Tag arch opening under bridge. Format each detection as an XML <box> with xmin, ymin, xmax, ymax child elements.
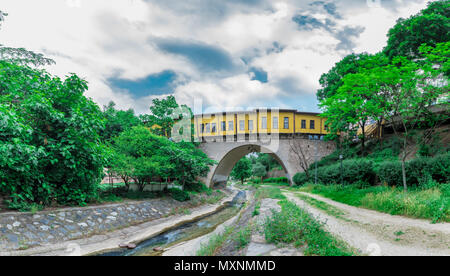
<box><xmin>211</xmin><ymin>144</ymin><xmax>290</xmax><ymax>187</ymax></box>
<box><xmin>199</xmin><ymin>137</ymin><xmax>335</xmax><ymax>188</ymax></box>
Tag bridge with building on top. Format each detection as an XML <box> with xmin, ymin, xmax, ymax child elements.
<box><xmin>191</xmin><ymin>109</ymin><xmax>335</xmax><ymax>187</ymax></box>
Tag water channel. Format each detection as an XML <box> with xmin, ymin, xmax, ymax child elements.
<box><xmin>96</xmin><ymin>190</ymin><xmax>246</xmax><ymax>256</ymax></box>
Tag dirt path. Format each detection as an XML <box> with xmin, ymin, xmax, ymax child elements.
<box><xmin>284</xmin><ymin>191</ymin><xmax>450</xmax><ymax>256</ymax></box>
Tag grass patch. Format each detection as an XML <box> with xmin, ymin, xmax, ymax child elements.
<box><xmin>234</xmin><ymin>224</ymin><xmax>253</xmax><ymax>249</ymax></box>
<box><xmin>293</xmin><ymin>183</ymin><xmax>450</xmax><ymax>223</ymax></box>
<box><xmin>295</xmin><ymin>193</ymin><xmax>347</xmax><ymax>220</ymax></box>
<box><xmin>255</xmin><ymin>186</ymin><xmax>286</xmax><ymax>200</ymax></box>
<box><xmin>252</xmin><ymin>201</ymin><xmax>261</xmax><ymax>217</ymax></box>
<box><xmin>260</xmin><ymin>182</ymin><xmax>290</xmax><ymax>187</ymax></box>
<box><xmin>196</xmin><ymin>226</ymin><xmax>235</xmax><ymax>256</ymax></box>
<box><xmin>264</xmin><ymin>200</ymin><xmax>356</xmax><ymax>256</ymax></box>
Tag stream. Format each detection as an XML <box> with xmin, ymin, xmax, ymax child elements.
<box><xmin>96</xmin><ymin>190</ymin><xmax>247</xmax><ymax>256</ymax></box>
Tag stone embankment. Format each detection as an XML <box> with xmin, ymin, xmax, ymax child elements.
<box><xmin>0</xmin><ymin>192</ymin><xmax>225</xmax><ymax>253</ymax></box>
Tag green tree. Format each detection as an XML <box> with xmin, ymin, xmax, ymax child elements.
<box><xmin>165</xmin><ymin>141</ymin><xmax>215</xmax><ymax>188</ymax></box>
<box><xmin>0</xmin><ymin>61</ymin><xmax>108</xmax><ymax>207</ymax></box>
<box><xmin>111</xmin><ymin>126</ymin><xmax>169</xmax><ymax>191</ymax></box>
<box><xmin>231</xmin><ymin>158</ymin><xmax>252</xmax><ymax>185</ymax></box>
<box><xmin>317</xmin><ymin>53</ymin><xmax>372</xmax><ymax>102</ymax></box>
<box><xmin>324</xmin><ymin>43</ymin><xmax>448</xmax><ymax>191</ymax></box>
<box><xmin>109</xmin><ymin>152</ymin><xmax>134</xmax><ymax>190</ymax></box>
<box><xmin>383</xmin><ymin>0</ymin><xmax>450</xmax><ymax>60</ymax></box>
<box><xmin>111</xmin><ymin>126</ymin><xmax>214</xmax><ymax>191</ymax></box>
<box><xmin>252</xmin><ymin>162</ymin><xmax>267</xmax><ymax>183</ymax></box>
<box><xmin>141</xmin><ymin>95</ymin><xmax>179</xmax><ymax>137</ymax></box>
<box><xmin>102</xmin><ymin>101</ymin><xmax>140</xmax><ymax>142</ymax></box>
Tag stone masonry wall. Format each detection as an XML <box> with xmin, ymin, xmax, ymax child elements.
<box><xmin>0</xmin><ymin>195</ymin><xmax>215</xmax><ymax>252</ymax></box>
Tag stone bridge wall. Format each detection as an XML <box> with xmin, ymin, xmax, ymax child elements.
<box><xmin>199</xmin><ymin>137</ymin><xmax>335</xmax><ymax>187</ymax></box>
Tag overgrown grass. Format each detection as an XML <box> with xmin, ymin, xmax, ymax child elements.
<box><xmin>196</xmin><ymin>226</ymin><xmax>235</xmax><ymax>256</ymax></box>
<box><xmin>260</xmin><ymin>182</ymin><xmax>290</xmax><ymax>187</ymax></box>
<box><xmin>255</xmin><ymin>186</ymin><xmax>286</xmax><ymax>200</ymax></box>
<box><xmin>294</xmin><ymin>183</ymin><xmax>450</xmax><ymax>223</ymax></box>
<box><xmin>295</xmin><ymin>193</ymin><xmax>347</xmax><ymax>220</ymax></box>
<box><xmin>234</xmin><ymin>224</ymin><xmax>253</xmax><ymax>249</ymax></box>
<box><xmin>264</xmin><ymin>200</ymin><xmax>355</xmax><ymax>256</ymax></box>
<box><xmin>252</xmin><ymin>201</ymin><xmax>261</xmax><ymax>217</ymax></box>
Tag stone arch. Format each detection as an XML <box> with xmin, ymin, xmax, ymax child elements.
<box><xmin>203</xmin><ymin>144</ymin><xmax>292</xmax><ymax>188</ymax></box>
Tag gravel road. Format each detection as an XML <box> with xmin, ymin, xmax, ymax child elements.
<box><xmin>284</xmin><ymin>191</ymin><xmax>450</xmax><ymax>256</ymax></box>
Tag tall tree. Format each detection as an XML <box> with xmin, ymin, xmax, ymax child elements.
<box><xmin>230</xmin><ymin>158</ymin><xmax>252</xmax><ymax>185</ymax></box>
<box><xmin>102</xmin><ymin>101</ymin><xmax>140</xmax><ymax>142</ymax></box>
<box><xmin>383</xmin><ymin>0</ymin><xmax>450</xmax><ymax>60</ymax></box>
<box><xmin>141</xmin><ymin>96</ymin><xmax>179</xmax><ymax>137</ymax></box>
<box><xmin>327</xmin><ymin>43</ymin><xmax>448</xmax><ymax>191</ymax></box>
<box><xmin>317</xmin><ymin>53</ymin><xmax>371</xmax><ymax>102</ymax></box>
<box><xmin>252</xmin><ymin>162</ymin><xmax>267</xmax><ymax>183</ymax></box>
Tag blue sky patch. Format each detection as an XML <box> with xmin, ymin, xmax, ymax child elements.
<box><xmin>249</xmin><ymin>67</ymin><xmax>268</xmax><ymax>83</ymax></box>
<box><xmin>154</xmin><ymin>38</ymin><xmax>239</xmax><ymax>73</ymax></box>
<box><xmin>108</xmin><ymin>70</ymin><xmax>178</xmax><ymax>98</ymax></box>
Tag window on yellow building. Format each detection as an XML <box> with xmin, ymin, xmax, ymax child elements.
<box><xmin>284</xmin><ymin>117</ymin><xmax>289</xmax><ymax>129</ymax></box>
<box><xmin>221</xmin><ymin>121</ymin><xmax>226</xmax><ymax>131</ymax></box>
<box><xmin>310</xmin><ymin>120</ymin><xmax>315</xmax><ymax>129</ymax></box>
<box><xmin>201</xmin><ymin>124</ymin><xmax>205</xmax><ymax>133</ymax></box>
<box><xmin>229</xmin><ymin>121</ymin><xmax>233</xmax><ymax>131</ymax></box>
<box><xmin>212</xmin><ymin>123</ymin><xmax>216</xmax><ymax>133</ymax></box>
<box><xmin>273</xmin><ymin>117</ymin><xmax>278</xmax><ymax>129</ymax></box>
<box><xmin>301</xmin><ymin>120</ymin><xmax>306</xmax><ymax>129</ymax></box>
<box><xmin>239</xmin><ymin>120</ymin><xmax>245</xmax><ymax>131</ymax></box>
<box><xmin>248</xmin><ymin>120</ymin><xmax>254</xmax><ymax>131</ymax></box>
<box><xmin>206</xmin><ymin>123</ymin><xmax>210</xmax><ymax>133</ymax></box>
<box><xmin>261</xmin><ymin>117</ymin><xmax>267</xmax><ymax>129</ymax></box>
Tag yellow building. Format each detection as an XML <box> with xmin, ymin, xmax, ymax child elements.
<box><xmin>193</xmin><ymin>109</ymin><xmax>329</xmax><ymax>139</ymax></box>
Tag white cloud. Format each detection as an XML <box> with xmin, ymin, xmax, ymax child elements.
<box><xmin>0</xmin><ymin>0</ymin><xmax>430</xmax><ymax>114</ymax></box>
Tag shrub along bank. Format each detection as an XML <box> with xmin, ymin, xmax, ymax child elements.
<box><xmin>294</xmin><ymin>152</ymin><xmax>449</xmax><ymax>188</ymax></box>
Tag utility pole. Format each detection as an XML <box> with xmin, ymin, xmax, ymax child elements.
<box><xmin>339</xmin><ymin>140</ymin><xmax>343</xmax><ymax>186</ymax></box>
<box><xmin>315</xmin><ymin>138</ymin><xmax>318</xmax><ymax>185</ymax></box>
<box><xmin>340</xmin><ymin>153</ymin><xmax>343</xmax><ymax>186</ymax></box>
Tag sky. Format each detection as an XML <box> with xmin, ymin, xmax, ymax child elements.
<box><xmin>0</xmin><ymin>0</ymin><xmax>431</xmax><ymax>114</ymax></box>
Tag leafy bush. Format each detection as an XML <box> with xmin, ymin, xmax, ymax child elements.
<box><xmin>248</xmin><ymin>178</ymin><xmax>260</xmax><ymax>184</ymax></box>
<box><xmin>366</xmin><ymin>136</ymin><xmax>402</xmax><ymax>160</ymax></box>
<box><xmin>378</xmin><ymin>152</ymin><xmax>450</xmax><ymax>187</ymax></box>
<box><xmin>294</xmin><ymin>159</ymin><xmax>376</xmax><ymax>186</ymax></box>
<box><xmin>263</xmin><ymin>177</ymin><xmax>289</xmax><ymax>184</ymax></box>
<box><xmin>293</xmin><ymin>172</ymin><xmax>309</xmax><ymax>186</ymax></box>
<box><xmin>168</xmin><ymin>188</ymin><xmax>190</xmax><ymax>202</ymax></box>
<box><xmin>184</xmin><ymin>181</ymin><xmax>209</xmax><ymax>192</ymax></box>
<box><xmin>377</xmin><ymin>161</ymin><xmax>403</xmax><ymax>186</ymax></box>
